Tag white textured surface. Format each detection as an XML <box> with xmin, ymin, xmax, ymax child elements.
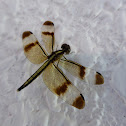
<box><xmin>0</xmin><ymin>0</ymin><xmax>126</xmax><ymax>126</ymax></box>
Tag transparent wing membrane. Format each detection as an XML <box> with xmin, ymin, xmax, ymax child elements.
<box><xmin>59</xmin><ymin>59</ymin><xmax>104</xmax><ymax>85</ymax></box>
<box><xmin>42</xmin><ymin>63</ymin><xmax>85</xmax><ymax>109</ymax></box>
<box><xmin>22</xmin><ymin>31</ymin><xmax>47</xmax><ymax>64</ymax></box>
<box><xmin>41</xmin><ymin>21</ymin><xmax>55</xmax><ymax>55</ymax></box>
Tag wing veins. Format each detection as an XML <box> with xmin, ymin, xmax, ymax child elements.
<box><xmin>52</xmin><ymin>35</ymin><xmax>54</xmax><ymax>52</ymax></box>
<box><xmin>53</xmin><ymin>64</ymin><xmax>69</xmax><ymax>82</ymax></box>
<box><xmin>37</xmin><ymin>42</ymin><xmax>48</xmax><ymax>56</ymax></box>
<box><xmin>60</xmin><ymin>59</ymin><xmax>83</xmax><ymax>67</ymax></box>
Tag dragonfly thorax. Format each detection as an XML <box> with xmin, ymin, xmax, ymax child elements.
<box><xmin>47</xmin><ymin>50</ymin><xmax>64</xmax><ymax>63</ymax></box>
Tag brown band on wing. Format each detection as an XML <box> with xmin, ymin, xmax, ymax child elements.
<box><xmin>22</xmin><ymin>31</ymin><xmax>32</xmax><ymax>39</ymax></box>
<box><xmin>95</xmin><ymin>72</ymin><xmax>104</xmax><ymax>84</ymax></box>
<box><xmin>43</xmin><ymin>21</ymin><xmax>54</xmax><ymax>26</ymax></box>
<box><xmin>79</xmin><ymin>66</ymin><xmax>85</xmax><ymax>79</ymax></box>
<box><xmin>42</xmin><ymin>32</ymin><xmax>54</xmax><ymax>36</ymax></box>
<box><xmin>55</xmin><ymin>80</ymin><xmax>71</xmax><ymax>96</ymax></box>
<box><xmin>72</xmin><ymin>95</ymin><xmax>85</xmax><ymax>109</ymax></box>
<box><xmin>24</xmin><ymin>41</ymin><xmax>39</xmax><ymax>52</ymax></box>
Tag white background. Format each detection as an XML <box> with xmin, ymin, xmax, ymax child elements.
<box><xmin>0</xmin><ymin>0</ymin><xmax>126</xmax><ymax>126</ymax></box>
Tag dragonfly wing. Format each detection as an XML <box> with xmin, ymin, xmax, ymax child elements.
<box><xmin>23</xmin><ymin>31</ymin><xmax>48</xmax><ymax>64</ymax></box>
<box><xmin>59</xmin><ymin>59</ymin><xmax>104</xmax><ymax>85</ymax></box>
<box><xmin>42</xmin><ymin>63</ymin><xmax>85</xmax><ymax>109</ymax></box>
<box><xmin>41</xmin><ymin>21</ymin><xmax>55</xmax><ymax>55</ymax></box>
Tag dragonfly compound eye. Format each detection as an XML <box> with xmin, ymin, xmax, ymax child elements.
<box><xmin>61</xmin><ymin>44</ymin><xmax>71</xmax><ymax>54</ymax></box>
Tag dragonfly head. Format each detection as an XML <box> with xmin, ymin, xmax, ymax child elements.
<box><xmin>61</xmin><ymin>44</ymin><xmax>71</xmax><ymax>54</ymax></box>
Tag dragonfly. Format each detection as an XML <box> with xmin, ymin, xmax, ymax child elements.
<box><xmin>17</xmin><ymin>21</ymin><xmax>104</xmax><ymax>109</ymax></box>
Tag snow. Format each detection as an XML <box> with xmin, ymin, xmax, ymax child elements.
<box><xmin>0</xmin><ymin>0</ymin><xmax>126</xmax><ymax>126</ymax></box>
